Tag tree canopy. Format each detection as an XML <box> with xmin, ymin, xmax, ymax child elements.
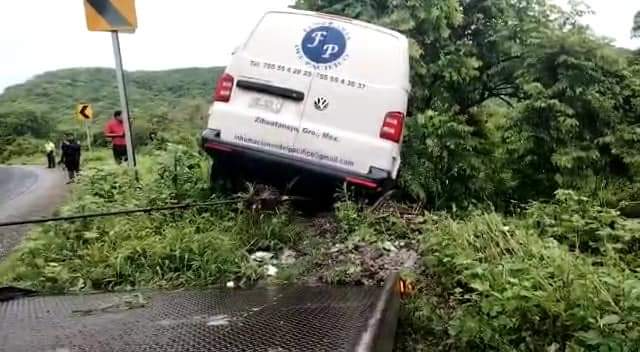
<box><xmin>296</xmin><ymin>0</ymin><xmax>640</xmax><ymax>209</ymax></box>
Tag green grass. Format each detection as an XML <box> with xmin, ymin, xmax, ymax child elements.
<box><xmin>6</xmin><ymin>153</ymin><xmax>44</xmax><ymax>165</ymax></box>
<box><xmin>0</xmin><ymin>145</ymin><xmax>306</xmax><ymax>292</ymax></box>
<box><xmin>397</xmin><ymin>198</ymin><xmax>640</xmax><ymax>351</ymax></box>
<box><xmin>3</xmin><ymin>143</ymin><xmax>640</xmax><ymax>351</ymax></box>
<box><xmin>6</xmin><ymin>145</ymin><xmax>111</xmax><ymax>166</ymax></box>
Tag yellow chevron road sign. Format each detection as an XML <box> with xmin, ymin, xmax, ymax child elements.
<box><xmin>84</xmin><ymin>0</ymin><xmax>137</xmax><ymax>33</ymax></box>
<box><xmin>76</xmin><ymin>104</ymin><xmax>93</xmax><ymax>121</ymax></box>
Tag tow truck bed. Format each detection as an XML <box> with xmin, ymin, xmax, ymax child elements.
<box><xmin>0</xmin><ymin>275</ymin><xmax>401</xmax><ymax>352</ymax></box>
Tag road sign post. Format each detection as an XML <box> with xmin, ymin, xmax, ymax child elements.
<box><xmin>84</xmin><ymin>0</ymin><xmax>137</xmax><ymax>168</ymax></box>
<box><xmin>111</xmin><ymin>32</ymin><xmax>136</xmax><ymax>168</ymax></box>
<box><xmin>84</xmin><ymin>120</ymin><xmax>93</xmax><ymax>152</ymax></box>
<box><xmin>76</xmin><ymin>104</ymin><xmax>94</xmax><ymax>152</ymax></box>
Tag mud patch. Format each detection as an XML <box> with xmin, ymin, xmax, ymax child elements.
<box><xmin>315</xmin><ymin>241</ymin><xmax>419</xmax><ymax>286</ymax></box>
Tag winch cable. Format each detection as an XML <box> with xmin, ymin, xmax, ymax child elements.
<box><xmin>0</xmin><ymin>194</ymin><xmax>311</xmax><ymax>228</ymax></box>
<box><xmin>0</xmin><ymin>199</ymin><xmax>243</xmax><ymax>228</ymax></box>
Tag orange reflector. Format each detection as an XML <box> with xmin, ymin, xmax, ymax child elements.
<box><xmin>399</xmin><ymin>279</ymin><xmax>415</xmax><ymax>298</ymax></box>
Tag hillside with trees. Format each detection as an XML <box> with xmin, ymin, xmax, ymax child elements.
<box><xmin>0</xmin><ymin>67</ymin><xmax>223</xmax><ymax>161</ymax></box>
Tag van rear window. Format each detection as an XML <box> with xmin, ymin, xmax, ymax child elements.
<box><xmin>243</xmin><ymin>12</ymin><xmax>409</xmax><ymax>87</ymax></box>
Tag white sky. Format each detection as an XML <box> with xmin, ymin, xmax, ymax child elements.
<box><xmin>0</xmin><ymin>0</ymin><xmax>638</xmax><ymax>92</ymax></box>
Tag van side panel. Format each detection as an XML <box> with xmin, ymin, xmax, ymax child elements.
<box><xmin>295</xmin><ymin>83</ymin><xmax>407</xmax><ymax>174</ymax></box>
<box><xmin>208</xmin><ymin>13</ymin><xmax>315</xmax><ymax>154</ymax></box>
<box><xmin>293</xmin><ymin>15</ymin><xmax>410</xmax><ymax>175</ymax></box>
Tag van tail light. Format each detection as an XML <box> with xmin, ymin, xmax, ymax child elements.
<box><xmin>379</xmin><ymin>112</ymin><xmax>405</xmax><ymax>143</ymax></box>
<box><xmin>214</xmin><ymin>73</ymin><xmax>235</xmax><ymax>102</ymax></box>
<box><xmin>204</xmin><ymin>142</ymin><xmax>233</xmax><ymax>152</ymax></box>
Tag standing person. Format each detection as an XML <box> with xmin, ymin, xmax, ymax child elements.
<box><xmin>44</xmin><ymin>140</ymin><xmax>56</xmax><ymax>168</ymax></box>
<box><xmin>60</xmin><ymin>134</ymin><xmax>81</xmax><ymax>183</ymax></box>
<box><xmin>104</xmin><ymin>110</ymin><xmax>128</xmax><ymax>164</ymax></box>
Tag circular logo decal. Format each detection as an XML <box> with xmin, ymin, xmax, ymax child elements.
<box><xmin>300</xmin><ymin>25</ymin><xmax>347</xmax><ymax>65</ymax></box>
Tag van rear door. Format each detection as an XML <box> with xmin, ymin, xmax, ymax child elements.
<box><xmin>293</xmin><ymin>15</ymin><xmax>410</xmax><ymax>176</ymax></box>
<box><xmin>212</xmin><ymin>12</ymin><xmax>316</xmax><ymax>152</ymax></box>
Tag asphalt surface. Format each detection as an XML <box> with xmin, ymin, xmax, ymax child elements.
<box><xmin>0</xmin><ymin>166</ymin><xmax>68</xmax><ymax>260</ymax></box>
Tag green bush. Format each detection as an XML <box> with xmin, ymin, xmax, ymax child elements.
<box><xmin>0</xmin><ymin>105</ymin><xmax>54</xmax><ymax>139</ymax></box>
<box><xmin>526</xmin><ymin>190</ymin><xmax>640</xmax><ymax>263</ymax></box>
<box><xmin>0</xmin><ymin>146</ymin><xmax>303</xmax><ymax>292</ymax></box>
<box><xmin>0</xmin><ymin>136</ymin><xmax>43</xmax><ymax>163</ymax></box>
<box><xmin>410</xmin><ymin>211</ymin><xmax>640</xmax><ymax>351</ymax></box>
<box><xmin>400</xmin><ymin>110</ymin><xmax>496</xmax><ymax>210</ymax></box>
<box><xmin>145</xmin><ymin>144</ymin><xmax>210</xmax><ymax>204</ymax></box>
<box><xmin>131</xmin><ymin>120</ymin><xmax>153</xmax><ymax>148</ymax></box>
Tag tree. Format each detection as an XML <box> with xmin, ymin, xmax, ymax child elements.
<box><xmin>633</xmin><ymin>10</ymin><xmax>640</xmax><ymax>38</ymax></box>
<box><xmin>295</xmin><ymin>0</ymin><xmax>561</xmax><ymax>206</ymax></box>
<box><xmin>295</xmin><ymin>0</ymin><xmax>559</xmax><ymax>116</ymax></box>
<box><xmin>296</xmin><ymin>0</ymin><xmax>640</xmax><ymax>207</ymax></box>
<box><xmin>0</xmin><ymin>105</ymin><xmax>53</xmax><ymax>139</ymax></box>
<box><xmin>504</xmin><ymin>27</ymin><xmax>640</xmax><ymax>200</ymax></box>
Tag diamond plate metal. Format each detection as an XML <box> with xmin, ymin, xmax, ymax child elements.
<box><xmin>0</xmin><ymin>282</ymin><xmax>399</xmax><ymax>352</ymax></box>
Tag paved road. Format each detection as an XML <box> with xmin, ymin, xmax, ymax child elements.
<box><xmin>0</xmin><ymin>166</ymin><xmax>68</xmax><ymax>259</ymax></box>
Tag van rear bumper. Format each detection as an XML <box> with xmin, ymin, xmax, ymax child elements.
<box><xmin>201</xmin><ymin>129</ymin><xmax>392</xmax><ymax>190</ymax></box>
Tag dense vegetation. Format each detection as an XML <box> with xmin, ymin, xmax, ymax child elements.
<box><xmin>0</xmin><ymin>147</ymin><xmax>301</xmax><ymax>291</ymax></box>
<box><xmin>1</xmin><ymin>1</ymin><xmax>640</xmax><ymax>351</ymax></box>
<box><xmin>296</xmin><ymin>0</ymin><xmax>640</xmax><ymax>210</ymax></box>
<box><xmin>292</xmin><ymin>1</ymin><xmax>640</xmax><ymax>350</ymax></box>
<box><xmin>3</xmin><ymin>148</ymin><xmax>640</xmax><ymax>351</ymax></box>
<box><xmin>0</xmin><ymin>67</ymin><xmax>223</xmax><ymax>162</ymax></box>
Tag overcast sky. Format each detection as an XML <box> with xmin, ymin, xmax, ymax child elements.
<box><xmin>0</xmin><ymin>0</ymin><xmax>638</xmax><ymax>92</ymax></box>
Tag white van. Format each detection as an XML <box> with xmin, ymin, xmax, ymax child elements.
<box><xmin>202</xmin><ymin>9</ymin><xmax>410</xmax><ymax>192</ymax></box>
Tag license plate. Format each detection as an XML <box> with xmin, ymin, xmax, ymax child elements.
<box><xmin>249</xmin><ymin>96</ymin><xmax>284</xmax><ymax>114</ymax></box>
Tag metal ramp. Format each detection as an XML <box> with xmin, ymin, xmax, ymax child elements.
<box><xmin>0</xmin><ymin>275</ymin><xmax>401</xmax><ymax>352</ymax></box>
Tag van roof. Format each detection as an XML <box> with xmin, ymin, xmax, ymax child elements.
<box><xmin>264</xmin><ymin>8</ymin><xmax>407</xmax><ymax>42</ymax></box>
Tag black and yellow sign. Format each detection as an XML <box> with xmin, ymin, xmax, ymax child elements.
<box><xmin>84</xmin><ymin>0</ymin><xmax>137</xmax><ymax>33</ymax></box>
<box><xmin>76</xmin><ymin>104</ymin><xmax>93</xmax><ymax>121</ymax></box>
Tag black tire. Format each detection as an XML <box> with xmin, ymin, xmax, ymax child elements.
<box><xmin>209</xmin><ymin>155</ymin><xmax>245</xmax><ymax>194</ymax></box>
<box><xmin>209</xmin><ymin>155</ymin><xmax>231</xmax><ymax>193</ymax></box>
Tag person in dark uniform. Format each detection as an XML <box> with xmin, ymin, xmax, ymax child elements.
<box><xmin>60</xmin><ymin>133</ymin><xmax>81</xmax><ymax>183</ymax></box>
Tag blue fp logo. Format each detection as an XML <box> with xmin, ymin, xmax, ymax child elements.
<box><xmin>301</xmin><ymin>26</ymin><xmax>347</xmax><ymax>64</ymax></box>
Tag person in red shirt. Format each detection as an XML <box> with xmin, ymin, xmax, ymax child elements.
<box><xmin>104</xmin><ymin>110</ymin><xmax>128</xmax><ymax>164</ymax></box>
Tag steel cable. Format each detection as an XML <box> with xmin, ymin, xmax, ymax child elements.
<box><xmin>0</xmin><ymin>199</ymin><xmax>241</xmax><ymax>227</ymax></box>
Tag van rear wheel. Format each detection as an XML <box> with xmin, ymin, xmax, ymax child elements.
<box><xmin>209</xmin><ymin>155</ymin><xmax>242</xmax><ymax>194</ymax></box>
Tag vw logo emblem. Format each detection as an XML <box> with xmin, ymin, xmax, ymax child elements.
<box><xmin>314</xmin><ymin>97</ymin><xmax>329</xmax><ymax>111</ymax></box>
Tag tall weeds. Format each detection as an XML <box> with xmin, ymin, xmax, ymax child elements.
<box><xmin>401</xmin><ymin>195</ymin><xmax>640</xmax><ymax>351</ymax></box>
<box><xmin>0</xmin><ymin>145</ymin><xmax>301</xmax><ymax>292</ymax></box>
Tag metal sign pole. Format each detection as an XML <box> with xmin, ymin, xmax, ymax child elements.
<box><xmin>84</xmin><ymin>119</ymin><xmax>92</xmax><ymax>152</ymax></box>
<box><xmin>110</xmin><ymin>31</ymin><xmax>136</xmax><ymax>168</ymax></box>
